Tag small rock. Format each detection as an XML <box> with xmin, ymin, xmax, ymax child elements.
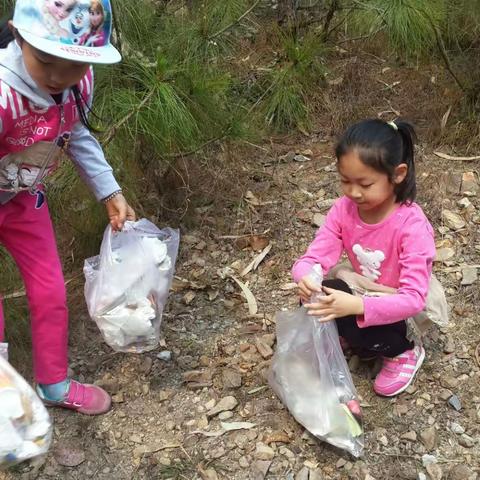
<box><xmin>256</xmin><ymin>338</ymin><xmax>273</xmax><ymax>359</ymax></box>
<box><xmin>442</xmin><ymin>375</ymin><xmax>459</xmax><ymax>390</ymax></box>
<box><xmin>442</xmin><ymin>210</ymin><xmax>466</xmax><ymax>230</ymax></box>
<box><xmin>222</xmin><ymin>368</ymin><xmax>242</xmax><ymax>388</ymax></box>
<box><xmin>239</xmin><ymin>456</ymin><xmax>250</xmax><ymax>468</ymax></box>
<box><xmin>365</xmin><ymin>475</ymin><xmax>377</xmax><ymax>480</ymax></box>
<box><xmin>449</xmin><ymin>464</ymin><xmax>477</xmax><ymax>480</ymax></box>
<box><xmin>255</xmin><ymin>443</ymin><xmax>275</xmax><ymax>461</ymax></box>
<box><xmin>218</xmin><ymin>410</ymin><xmax>234</xmax><ymax>420</ymax></box>
<box><xmin>418</xmin><ymin>474</ymin><xmax>427</xmax><ymax>480</ymax></box>
<box><xmin>54</xmin><ymin>445</ymin><xmax>86</xmax><ymax>467</ymax></box>
<box><xmin>336</xmin><ymin>458</ymin><xmax>347</xmax><ymax>468</ymax></box>
<box><xmin>401</xmin><ymin>431</ymin><xmax>417</xmax><ymax>442</ymax></box>
<box><xmin>252</xmin><ymin>460</ymin><xmax>272</xmax><ymax>480</ymax></box>
<box><xmin>443</xmin><ymin>337</ymin><xmax>455</xmax><ymax>354</ymax></box>
<box><xmin>422</xmin><ymin>454</ymin><xmax>437</xmax><ymax>467</ymax></box>
<box><xmin>210</xmin><ymin>446</ymin><xmax>226</xmax><ymax>459</ymax></box>
<box><xmin>448</xmin><ymin>395</ymin><xmax>462</xmax><ymax>411</ymax></box>
<box><xmin>296</xmin><ymin>467</ymin><xmax>309</xmax><ymax>480</ymax></box>
<box><xmin>130</xmin><ymin>434</ymin><xmax>142</xmax><ymax>444</ymax></box>
<box><xmin>450</xmin><ymin>422</ymin><xmax>465</xmax><ymax>435</ymax></box>
<box><xmin>158</xmin><ymin>456</ymin><xmax>171</xmax><ymax>466</ymax></box>
<box><xmin>461</xmin><ymin>267</ymin><xmax>478</xmax><ymax>286</ymax></box>
<box><xmin>426</xmin><ymin>463</ymin><xmax>443</xmax><ymax>480</ymax></box>
<box><xmin>301</xmin><ymin>149</ymin><xmax>314</xmax><ymax>156</ymax></box>
<box><xmin>279</xmin><ymin>151</ymin><xmax>296</xmax><ymax>162</ymax></box>
<box><xmin>457</xmin><ymin>198</ymin><xmax>473</xmax><ymax>210</ymax></box>
<box><xmin>309</xmin><ymin>469</ymin><xmax>324</xmax><ymax>480</ymax></box>
<box><xmin>312</xmin><ymin>213</ymin><xmax>326</xmax><ymax>228</ymax></box>
<box><xmin>279</xmin><ymin>446</ymin><xmax>295</xmax><ymax>460</ymax></box>
<box><xmin>207</xmin><ymin>396</ymin><xmax>238</xmax><ymax>416</ymax></box>
<box><xmin>435</xmin><ymin>248</ymin><xmax>455</xmax><ymax>263</ymax></box>
<box><xmin>439</xmin><ymin>389</ymin><xmax>452</xmax><ymax>401</ymax></box>
<box><xmin>204</xmin><ymin>398</ymin><xmax>216</xmax><ymax>410</ymax></box>
<box><xmin>458</xmin><ymin>434</ymin><xmax>474</xmax><ymax>448</ymax></box>
<box><xmin>309</xmin><ymin>468</ymin><xmax>323</xmax><ymax>480</ymax></box>
<box><xmin>112</xmin><ymin>392</ymin><xmax>124</xmax><ymax>403</ymax></box>
<box><xmin>420</xmin><ymin>426</ymin><xmax>437</xmax><ymax>451</ymax></box>
<box><xmin>461</xmin><ymin>171</ymin><xmax>478</xmax><ymax>194</ymax></box>
<box><xmin>294</xmin><ymin>154</ymin><xmax>311</xmax><ymax>162</ymax></box>
<box><xmin>199</xmin><ymin>468</ymin><xmax>219</xmax><ymax>480</ymax></box>
<box><xmin>157</xmin><ymin>351</ymin><xmax>172</xmax><ymax>361</ymax></box>
<box><xmin>316</xmin><ymin>198</ymin><xmax>336</xmax><ymax>210</ymax></box>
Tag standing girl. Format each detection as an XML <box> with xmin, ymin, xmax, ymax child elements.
<box><xmin>0</xmin><ymin>0</ymin><xmax>135</xmax><ymax>414</ymax></box>
<box><xmin>293</xmin><ymin>118</ymin><xmax>445</xmax><ymax>397</ymax></box>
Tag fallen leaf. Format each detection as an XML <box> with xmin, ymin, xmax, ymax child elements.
<box><xmin>434</xmin><ymin>152</ymin><xmax>480</xmax><ymax>161</ymax></box>
<box><xmin>241</xmin><ymin>244</ymin><xmax>272</xmax><ymax>276</ymax></box>
<box><xmin>183</xmin><ymin>291</ymin><xmax>196</xmax><ymax>305</ymax></box>
<box><xmin>172</xmin><ymin>276</ymin><xmax>206</xmax><ymax>292</ymax></box>
<box><xmin>230</xmin><ymin>275</ymin><xmax>258</xmax><ymax>315</ymax></box>
<box><xmin>264</xmin><ymin>432</ymin><xmax>291</xmax><ymax>444</ymax></box>
<box><xmin>440</xmin><ymin>106</ymin><xmax>452</xmax><ymax>131</ymax></box>
<box><xmin>249</xmin><ymin>235</ymin><xmax>270</xmax><ymax>251</ymax></box>
<box><xmin>220</xmin><ymin>421</ymin><xmax>256</xmax><ymax>431</ymax></box>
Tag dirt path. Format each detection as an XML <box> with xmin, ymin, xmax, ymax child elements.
<box><xmin>5</xmin><ymin>136</ymin><xmax>480</xmax><ymax>480</ymax></box>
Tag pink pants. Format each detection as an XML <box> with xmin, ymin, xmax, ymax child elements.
<box><xmin>0</xmin><ymin>191</ymin><xmax>68</xmax><ymax>384</ymax></box>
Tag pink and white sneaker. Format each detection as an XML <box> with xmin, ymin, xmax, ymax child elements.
<box><xmin>37</xmin><ymin>380</ymin><xmax>111</xmax><ymax>415</ymax></box>
<box><xmin>374</xmin><ymin>345</ymin><xmax>425</xmax><ymax>397</ymax></box>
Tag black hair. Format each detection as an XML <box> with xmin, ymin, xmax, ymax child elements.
<box><xmin>335</xmin><ymin>118</ymin><xmax>417</xmax><ymax>204</ymax></box>
<box><xmin>0</xmin><ymin>13</ymin><xmax>97</xmax><ymax>132</ymax></box>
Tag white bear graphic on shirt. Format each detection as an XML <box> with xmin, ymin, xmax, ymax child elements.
<box><xmin>352</xmin><ymin>244</ymin><xmax>386</xmax><ymax>281</ymax></box>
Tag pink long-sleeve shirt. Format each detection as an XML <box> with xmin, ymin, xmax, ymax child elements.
<box><xmin>292</xmin><ymin>196</ymin><xmax>436</xmax><ymax>328</ymax></box>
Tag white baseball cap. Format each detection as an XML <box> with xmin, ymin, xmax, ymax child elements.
<box><xmin>12</xmin><ymin>0</ymin><xmax>121</xmax><ymax>64</ymax></box>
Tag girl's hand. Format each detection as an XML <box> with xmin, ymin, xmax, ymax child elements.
<box><xmin>297</xmin><ymin>275</ymin><xmax>323</xmax><ymax>304</ymax></box>
<box><xmin>105</xmin><ymin>193</ymin><xmax>136</xmax><ymax>231</ymax></box>
<box><xmin>305</xmin><ymin>286</ymin><xmax>364</xmax><ymax>322</ymax></box>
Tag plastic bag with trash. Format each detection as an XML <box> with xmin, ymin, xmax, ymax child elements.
<box><xmin>0</xmin><ymin>355</ymin><xmax>52</xmax><ymax>467</ymax></box>
<box><xmin>84</xmin><ymin>219</ymin><xmax>179</xmax><ymax>353</ymax></box>
<box><xmin>268</xmin><ymin>265</ymin><xmax>364</xmax><ymax>457</ymax></box>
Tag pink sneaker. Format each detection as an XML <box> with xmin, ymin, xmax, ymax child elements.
<box><xmin>374</xmin><ymin>345</ymin><xmax>425</xmax><ymax>397</ymax></box>
<box><xmin>37</xmin><ymin>380</ymin><xmax>111</xmax><ymax>415</ymax></box>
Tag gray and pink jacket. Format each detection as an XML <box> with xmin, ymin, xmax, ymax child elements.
<box><xmin>0</xmin><ymin>40</ymin><xmax>120</xmax><ymax>205</ymax></box>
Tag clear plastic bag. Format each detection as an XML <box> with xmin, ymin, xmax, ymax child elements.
<box><xmin>268</xmin><ymin>266</ymin><xmax>364</xmax><ymax>457</ymax></box>
<box><xmin>84</xmin><ymin>219</ymin><xmax>179</xmax><ymax>353</ymax></box>
<box><xmin>0</xmin><ymin>356</ymin><xmax>52</xmax><ymax>467</ymax></box>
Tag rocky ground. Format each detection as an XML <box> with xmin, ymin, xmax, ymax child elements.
<box><xmin>3</xmin><ymin>132</ymin><xmax>480</xmax><ymax>480</ymax></box>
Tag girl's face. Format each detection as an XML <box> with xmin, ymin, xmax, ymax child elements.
<box><xmin>89</xmin><ymin>6</ymin><xmax>104</xmax><ymax>28</ymax></box>
<box><xmin>46</xmin><ymin>0</ymin><xmax>77</xmax><ymax>21</ymax></box>
<box><xmin>21</xmin><ymin>41</ymin><xmax>90</xmax><ymax>95</ymax></box>
<box><xmin>338</xmin><ymin>150</ymin><xmax>407</xmax><ymax>218</ymax></box>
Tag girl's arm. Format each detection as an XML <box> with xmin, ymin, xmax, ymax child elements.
<box><xmin>358</xmin><ymin>217</ymin><xmax>435</xmax><ymax>328</ymax></box>
<box><xmin>292</xmin><ymin>198</ymin><xmax>346</xmax><ymax>282</ymax></box>
<box><xmin>67</xmin><ymin>121</ymin><xmax>121</xmax><ymax>201</ymax></box>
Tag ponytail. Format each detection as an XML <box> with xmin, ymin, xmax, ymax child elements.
<box><xmin>394</xmin><ymin>120</ymin><xmax>417</xmax><ymax>204</ymax></box>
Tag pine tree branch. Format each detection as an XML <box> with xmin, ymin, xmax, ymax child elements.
<box><xmin>165</xmin><ymin>130</ymin><xmax>231</xmax><ymax>158</ymax></box>
<box><xmin>102</xmin><ymin>88</ymin><xmax>156</xmax><ymax>146</ymax></box>
<box><xmin>430</xmin><ymin>21</ymin><xmax>466</xmax><ymax>93</ymax></box>
<box><xmin>208</xmin><ymin>0</ymin><xmax>261</xmax><ymax>41</ymax></box>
